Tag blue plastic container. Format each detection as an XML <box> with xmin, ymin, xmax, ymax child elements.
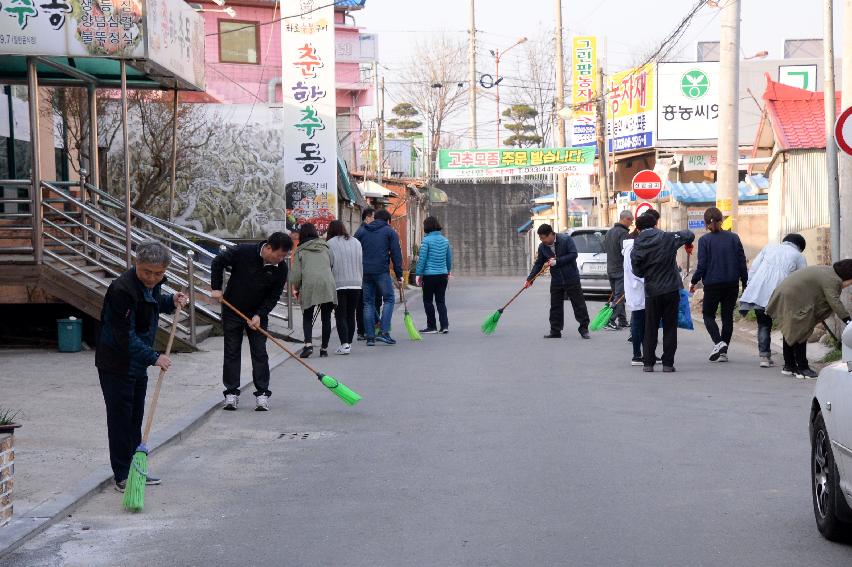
<box><xmin>57</xmin><ymin>318</ymin><xmax>82</xmax><ymax>352</ymax></box>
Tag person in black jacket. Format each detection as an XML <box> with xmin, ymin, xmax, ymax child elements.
<box><xmin>689</xmin><ymin>207</ymin><xmax>748</xmax><ymax>363</ymax></box>
<box><xmin>96</xmin><ymin>240</ymin><xmax>186</xmax><ymax>492</ymax></box>
<box><xmin>630</xmin><ymin>215</ymin><xmax>695</xmax><ymax>372</ymax></box>
<box><xmin>211</xmin><ymin>232</ymin><xmax>293</xmax><ymax>411</ymax></box>
<box><xmin>602</xmin><ymin>210</ymin><xmax>634</xmax><ymax>329</ymax></box>
<box><xmin>526</xmin><ymin>224</ymin><xmax>591</xmax><ymax>339</ymax></box>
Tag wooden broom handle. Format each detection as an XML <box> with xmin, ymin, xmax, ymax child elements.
<box><xmin>221</xmin><ymin>298</ymin><xmax>320</xmax><ymax>376</ymax></box>
<box><xmin>503</xmin><ymin>264</ymin><xmax>550</xmax><ymax>310</ymax></box>
<box><xmin>142</xmin><ymin>295</ymin><xmax>183</xmax><ymax>444</ymax></box>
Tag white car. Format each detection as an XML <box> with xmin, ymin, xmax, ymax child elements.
<box><xmin>810</xmin><ymin>321</ymin><xmax>852</xmax><ymax>540</ymax></box>
<box><xmin>568</xmin><ymin>227</ymin><xmax>611</xmax><ymax>294</ymax></box>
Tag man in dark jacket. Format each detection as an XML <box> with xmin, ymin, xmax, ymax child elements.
<box><xmin>526</xmin><ymin>224</ymin><xmax>591</xmax><ymax>339</ymax></box>
<box><xmin>355</xmin><ymin>207</ymin><xmax>380</xmax><ymax>341</ymax></box>
<box><xmin>631</xmin><ymin>214</ymin><xmax>695</xmax><ymax>372</ymax></box>
<box><xmin>211</xmin><ymin>232</ymin><xmax>293</xmax><ymax>411</ymax></box>
<box><xmin>602</xmin><ymin>210</ymin><xmax>634</xmax><ymax>329</ymax></box>
<box><xmin>355</xmin><ymin>208</ymin><xmax>403</xmax><ymax>346</ymax></box>
<box><xmin>96</xmin><ymin>240</ymin><xmax>186</xmax><ymax>491</ymax></box>
<box><xmin>689</xmin><ymin>207</ymin><xmax>748</xmax><ymax>363</ymax></box>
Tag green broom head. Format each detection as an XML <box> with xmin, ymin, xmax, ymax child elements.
<box><xmin>481</xmin><ymin>308</ymin><xmax>503</xmax><ymax>335</ymax></box>
<box><xmin>318</xmin><ymin>373</ymin><xmax>362</xmax><ymax>406</ymax></box>
<box><xmin>589</xmin><ymin>304</ymin><xmax>614</xmax><ymax>332</ymax></box>
<box><xmin>404</xmin><ymin>310</ymin><xmax>422</xmax><ymax>341</ymax></box>
<box><xmin>122</xmin><ymin>444</ymin><xmax>148</xmax><ymax>512</ymax></box>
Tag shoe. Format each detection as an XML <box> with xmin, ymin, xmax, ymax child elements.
<box><xmin>663</xmin><ymin>366</ymin><xmax>676</xmax><ymax>373</ymax></box>
<box><xmin>255</xmin><ymin>394</ymin><xmax>269</xmax><ymax>411</ymax></box>
<box><xmin>376</xmin><ymin>333</ymin><xmax>397</xmax><ymax>345</ymax></box>
<box><xmin>114</xmin><ymin>479</ymin><xmax>126</xmax><ymax>492</ymax></box>
<box><xmin>631</xmin><ymin>357</ymin><xmax>644</xmax><ymax>366</ymax></box>
<box><xmin>223</xmin><ymin>394</ymin><xmax>239</xmax><ymax>411</ymax></box>
<box><xmin>709</xmin><ymin>341</ymin><xmax>727</xmax><ymax>362</ymax></box>
<box><xmin>759</xmin><ymin>357</ymin><xmax>774</xmax><ymax>368</ymax></box>
<box><xmin>795</xmin><ymin>367</ymin><xmax>818</xmax><ymax>379</ymax></box>
<box><xmin>419</xmin><ymin>327</ymin><xmax>439</xmax><ymax>334</ymax></box>
<box><xmin>319</xmin><ymin>348</ymin><xmax>328</xmax><ymax>358</ymax></box>
<box><xmin>627</xmin><ymin>335</ymin><xmax>633</xmax><ymax>343</ymax></box>
<box><xmin>617</xmin><ymin>321</ymin><xmax>630</xmax><ymax>329</ymax></box>
<box><xmin>543</xmin><ymin>332</ymin><xmax>562</xmax><ymax>339</ymax></box>
<box><xmin>580</xmin><ymin>331</ymin><xmax>591</xmax><ymax>340</ymax></box>
<box><xmin>781</xmin><ymin>366</ymin><xmax>796</xmax><ymax>376</ymax></box>
<box><xmin>299</xmin><ymin>345</ymin><xmax>314</xmax><ymax>358</ymax></box>
<box><xmin>335</xmin><ymin>344</ymin><xmax>351</xmax><ymax>355</ymax></box>
<box><xmin>643</xmin><ymin>366</ymin><xmax>654</xmax><ymax>373</ymax></box>
<box><xmin>440</xmin><ymin>328</ymin><xmax>449</xmax><ymax>334</ymax></box>
<box><xmin>366</xmin><ymin>338</ymin><xmax>376</xmax><ymax>347</ymax></box>
<box><xmin>718</xmin><ymin>353</ymin><xmax>728</xmax><ymax>362</ymax></box>
<box><xmin>145</xmin><ymin>474</ymin><xmax>161</xmax><ymax>486</ymax></box>
<box><xmin>604</xmin><ymin>320</ymin><xmax>619</xmax><ymax>331</ymax></box>
<box><xmin>356</xmin><ymin>334</ymin><xmax>366</xmax><ymax>341</ymax></box>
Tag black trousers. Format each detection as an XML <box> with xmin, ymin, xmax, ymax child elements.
<box><xmin>99</xmin><ymin>370</ymin><xmax>147</xmax><ymax>482</ymax></box>
<box><xmin>549</xmin><ymin>282</ymin><xmax>590</xmax><ymax>334</ymax></box>
<box><xmin>222</xmin><ymin>310</ymin><xmax>270</xmax><ymax>397</ymax></box>
<box><xmin>782</xmin><ymin>338</ymin><xmax>809</xmax><ymax>370</ymax></box>
<box><xmin>355</xmin><ymin>290</ymin><xmax>382</xmax><ymax>335</ymax></box>
<box><xmin>304</xmin><ymin>302</ymin><xmax>334</xmax><ymax>348</ymax></box>
<box><xmin>335</xmin><ymin>289</ymin><xmax>359</xmax><ymax>344</ymax></box>
<box><xmin>644</xmin><ymin>290</ymin><xmax>680</xmax><ymax>367</ymax></box>
<box><xmin>702</xmin><ymin>282</ymin><xmax>739</xmax><ymax>345</ymax></box>
<box><xmin>422</xmin><ymin>274</ymin><xmax>449</xmax><ymax>330</ymax></box>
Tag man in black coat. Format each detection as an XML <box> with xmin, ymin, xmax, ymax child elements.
<box><xmin>603</xmin><ymin>210</ymin><xmax>634</xmax><ymax>329</ymax></box>
<box><xmin>526</xmin><ymin>224</ymin><xmax>591</xmax><ymax>339</ymax></box>
<box><xmin>630</xmin><ymin>214</ymin><xmax>695</xmax><ymax>372</ymax></box>
<box><xmin>211</xmin><ymin>232</ymin><xmax>293</xmax><ymax>411</ymax></box>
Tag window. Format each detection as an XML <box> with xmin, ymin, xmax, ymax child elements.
<box><xmin>219</xmin><ymin>20</ymin><xmax>259</xmax><ymax>64</ymax></box>
<box><xmin>571</xmin><ymin>231</ymin><xmax>606</xmax><ymax>254</ymax></box>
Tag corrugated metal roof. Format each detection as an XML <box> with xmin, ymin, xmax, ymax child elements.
<box><xmin>517</xmin><ymin>220</ymin><xmax>534</xmax><ymax>234</ymax></box>
<box><xmin>531</xmin><ymin>204</ymin><xmax>552</xmax><ymax>214</ymax></box>
<box><xmin>334</xmin><ymin>0</ymin><xmax>367</xmax><ymax>7</ymax></box>
<box><xmin>667</xmin><ymin>180</ymin><xmax>768</xmax><ymax>204</ymax></box>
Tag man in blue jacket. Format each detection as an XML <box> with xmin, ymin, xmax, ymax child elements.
<box><xmin>96</xmin><ymin>240</ymin><xmax>186</xmax><ymax>492</ymax></box>
<box><xmin>355</xmin><ymin>208</ymin><xmax>404</xmax><ymax>346</ymax></box>
<box><xmin>526</xmin><ymin>224</ymin><xmax>590</xmax><ymax>339</ymax></box>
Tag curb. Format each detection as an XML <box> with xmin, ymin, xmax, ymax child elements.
<box><xmin>0</xmin><ymin>351</ymin><xmax>292</xmax><ymax>560</ymax></box>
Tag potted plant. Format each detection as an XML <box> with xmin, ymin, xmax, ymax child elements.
<box><xmin>0</xmin><ymin>408</ymin><xmax>21</xmax><ymax>435</ymax></box>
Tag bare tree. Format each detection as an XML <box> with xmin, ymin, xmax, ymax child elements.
<box><xmin>397</xmin><ymin>35</ymin><xmax>468</xmax><ymax>175</ymax></box>
<box><xmin>508</xmin><ymin>32</ymin><xmax>558</xmax><ymax>147</ymax></box>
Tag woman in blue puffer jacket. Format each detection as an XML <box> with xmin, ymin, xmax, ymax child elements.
<box><xmin>415</xmin><ymin>216</ymin><xmax>453</xmax><ymax>334</ymax></box>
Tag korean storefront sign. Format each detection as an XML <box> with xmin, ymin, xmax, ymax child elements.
<box><xmin>605</xmin><ymin>63</ymin><xmax>655</xmax><ymax>152</ymax></box>
<box><xmin>570</xmin><ymin>36</ymin><xmax>597</xmax><ymax>147</ymax></box>
<box><xmin>281</xmin><ymin>0</ymin><xmax>337</xmax><ymax>233</ymax></box>
<box><xmin>437</xmin><ymin>147</ymin><xmax>595</xmax><ymax>180</ymax></box>
<box><xmin>657</xmin><ymin>61</ymin><xmax>720</xmax><ymax>141</ymax></box>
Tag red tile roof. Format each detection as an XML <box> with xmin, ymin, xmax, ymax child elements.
<box><xmin>763</xmin><ymin>73</ymin><xmax>840</xmax><ymax>150</ymax></box>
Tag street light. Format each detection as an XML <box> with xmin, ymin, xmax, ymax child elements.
<box><xmin>490</xmin><ymin>36</ymin><xmax>527</xmax><ymax>147</ymax></box>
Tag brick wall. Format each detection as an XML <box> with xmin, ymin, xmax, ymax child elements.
<box><xmin>0</xmin><ymin>433</ymin><xmax>13</xmax><ymax>527</ymax></box>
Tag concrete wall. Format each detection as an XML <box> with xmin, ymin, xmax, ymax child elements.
<box><xmin>429</xmin><ymin>182</ymin><xmax>537</xmax><ymax>277</ymax></box>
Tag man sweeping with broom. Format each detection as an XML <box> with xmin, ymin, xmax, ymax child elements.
<box><xmin>526</xmin><ymin>224</ymin><xmax>591</xmax><ymax>340</ymax></box>
<box><xmin>96</xmin><ymin>240</ymin><xmax>187</xmax><ymax>493</ymax></box>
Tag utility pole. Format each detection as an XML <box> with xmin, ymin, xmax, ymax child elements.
<box><xmin>554</xmin><ymin>0</ymin><xmax>568</xmax><ymax>232</ymax></box>
<box><xmin>839</xmin><ymin>0</ymin><xmax>852</xmax><ymax>259</ymax></box>
<box><xmin>716</xmin><ymin>0</ymin><xmax>740</xmax><ymax>230</ymax></box>
<box><xmin>825</xmin><ymin>0</ymin><xmax>840</xmax><ymax>262</ymax></box>
<box><xmin>468</xmin><ymin>0</ymin><xmax>477</xmax><ymax>149</ymax></box>
<box><xmin>373</xmin><ymin>62</ymin><xmax>384</xmax><ymax>186</ymax></box>
<box><xmin>596</xmin><ymin>65</ymin><xmax>610</xmax><ymax>227</ymax></box>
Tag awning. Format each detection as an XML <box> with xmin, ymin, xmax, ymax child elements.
<box><xmin>531</xmin><ymin>204</ymin><xmax>552</xmax><ymax>214</ymax></box>
<box><xmin>667</xmin><ymin>178</ymin><xmax>769</xmax><ymax>204</ymax></box>
<box><xmin>517</xmin><ymin>220</ymin><xmax>534</xmax><ymax>234</ymax></box>
<box><xmin>357</xmin><ymin>180</ymin><xmax>398</xmax><ymax>199</ymax></box>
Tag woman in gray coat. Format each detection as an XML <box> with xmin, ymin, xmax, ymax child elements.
<box><xmin>291</xmin><ymin>223</ymin><xmax>337</xmax><ymax>358</ymax></box>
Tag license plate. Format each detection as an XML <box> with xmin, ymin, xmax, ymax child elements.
<box><xmin>583</xmin><ymin>262</ymin><xmax>606</xmax><ymax>275</ymax></box>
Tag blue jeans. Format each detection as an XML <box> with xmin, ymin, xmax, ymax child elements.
<box><xmin>630</xmin><ymin>309</ymin><xmax>645</xmax><ymax>359</ymax></box>
<box><xmin>363</xmin><ymin>272</ymin><xmax>395</xmax><ymax>337</ymax></box>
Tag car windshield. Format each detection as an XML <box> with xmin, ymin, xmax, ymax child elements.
<box><xmin>571</xmin><ymin>231</ymin><xmax>606</xmax><ymax>254</ymax></box>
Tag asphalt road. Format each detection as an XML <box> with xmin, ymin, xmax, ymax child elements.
<box><xmin>6</xmin><ymin>277</ymin><xmax>851</xmax><ymax>566</ymax></box>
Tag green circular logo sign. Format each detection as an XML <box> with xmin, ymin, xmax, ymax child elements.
<box><xmin>680</xmin><ymin>69</ymin><xmax>709</xmax><ymax>99</ymax></box>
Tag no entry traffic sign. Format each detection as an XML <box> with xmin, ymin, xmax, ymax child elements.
<box><xmin>835</xmin><ymin>106</ymin><xmax>852</xmax><ymax>156</ymax></box>
<box><xmin>631</xmin><ymin>169</ymin><xmax>663</xmax><ymax>200</ymax></box>
<box><xmin>635</xmin><ymin>202</ymin><xmax>653</xmax><ymax>218</ymax></box>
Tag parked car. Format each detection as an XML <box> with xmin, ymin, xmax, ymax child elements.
<box><xmin>567</xmin><ymin>227</ymin><xmax>611</xmax><ymax>294</ymax></box>
<box><xmin>810</xmin><ymin>321</ymin><xmax>852</xmax><ymax>541</ymax></box>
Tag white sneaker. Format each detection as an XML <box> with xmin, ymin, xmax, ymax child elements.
<box><xmin>255</xmin><ymin>394</ymin><xmax>269</xmax><ymax>411</ymax></box>
<box><xmin>759</xmin><ymin>357</ymin><xmax>772</xmax><ymax>368</ymax></box>
<box><xmin>335</xmin><ymin>344</ymin><xmax>351</xmax><ymax>355</ymax></box>
<box><xmin>709</xmin><ymin>341</ymin><xmax>727</xmax><ymax>362</ymax></box>
<box><xmin>223</xmin><ymin>394</ymin><xmax>238</xmax><ymax>411</ymax></box>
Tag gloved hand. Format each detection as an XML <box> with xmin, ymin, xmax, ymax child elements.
<box><xmin>684</xmin><ymin>243</ymin><xmax>695</xmax><ymax>255</ymax></box>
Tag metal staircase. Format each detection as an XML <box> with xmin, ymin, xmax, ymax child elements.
<box><xmin>0</xmin><ymin>179</ymin><xmax>293</xmax><ymax>350</ymax></box>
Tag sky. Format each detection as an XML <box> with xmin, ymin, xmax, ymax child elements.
<box><xmin>354</xmin><ymin>0</ymin><xmax>843</xmax><ymax>147</ymax></box>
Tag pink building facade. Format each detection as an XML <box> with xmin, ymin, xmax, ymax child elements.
<box><xmin>189</xmin><ymin>0</ymin><xmax>373</xmax><ymax>166</ymax></box>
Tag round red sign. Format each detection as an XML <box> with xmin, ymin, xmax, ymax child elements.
<box><xmin>631</xmin><ymin>170</ymin><xmax>663</xmax><ymax>201</ymax></box>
